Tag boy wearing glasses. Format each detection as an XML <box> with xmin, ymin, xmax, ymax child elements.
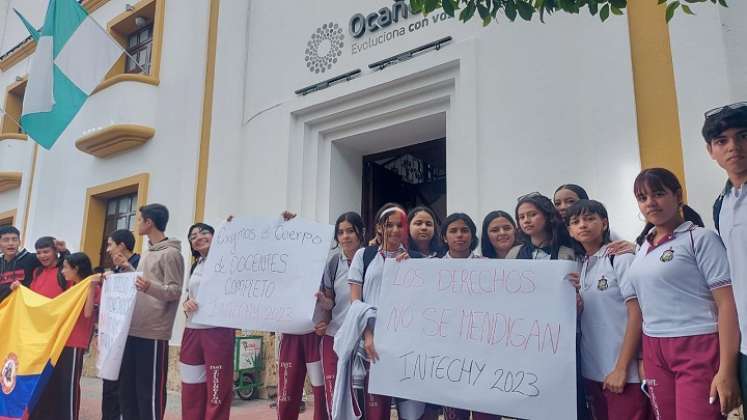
<box><xmin>703</xmin><ymin>102</ymin><xmax>747</xmax><ymax>402</ymax></box>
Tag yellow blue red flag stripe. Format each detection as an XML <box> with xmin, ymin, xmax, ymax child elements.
<box><xmin>0</xmin><ymin>276</ymin><xmax>92</xmax><ymax>419</ymax></box>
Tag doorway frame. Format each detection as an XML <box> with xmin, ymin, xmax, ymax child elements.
<box><xmin>361</xmin><ymin>138</ymin><xmax>447</xmax><ymax>231</ymax></box>
<box><xmin>285</xmin><ymin>38</ymin><xmax>479</xmax><ymax>224</ymax></box>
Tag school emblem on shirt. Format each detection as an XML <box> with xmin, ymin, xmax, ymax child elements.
<box><xmin>597</xmin><ymin>275</ymin><xmax>609</xmax><ymax>291</ymax></box>
<box><xmin>660</xmin><ymin>247</ymin><xmax>675</xmax><ymax>263</ymax></box>
<box><xmin>1</xmin><ymin>353</ymin><xmax>18</xmax><ymax>395</ymax></box>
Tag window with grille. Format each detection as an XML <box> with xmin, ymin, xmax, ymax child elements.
<box><xmin>125</xmin><ymin>25</ymin><xmax>153</xmax><ymax>74</ymax></box>
<box><xmin>2</xmin><ymin>79</ymin><xmax>27</xmax><ymax>134</ymax></box>
<box><xmin>99</xmin><ymin>193</ymin><xmax>138</xmax><ymax>268</ymax></box>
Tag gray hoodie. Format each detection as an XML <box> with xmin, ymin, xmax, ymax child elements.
<box><xmin>128</xmin><ymin>238</ymin><xmax>185</xmax><ymax>340</ymax></box>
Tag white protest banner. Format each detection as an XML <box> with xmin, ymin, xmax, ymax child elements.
<box><xmin>97</xmin><ymin>272</ymin><xmax>139</xmax><ymax>380</ymax></box>
<box><xmin>369</xmin><ymin>258</ymin><xmax>578</xmax><ymax>419</ymax></box>
<box><xmin>193</xmin><ymin>217</ymin><xmax>334</xmax><ymax>334</ymax></box>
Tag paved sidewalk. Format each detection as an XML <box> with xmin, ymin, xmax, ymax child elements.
<box><xmin>79</xmin><ymin>376</ymin><xmax>743</xmax><ymax>420</ymax></box>
<box><xmin>79</xmin><ymin>376</ymin><xmax>314</xmax><ymax>420</ymax></box>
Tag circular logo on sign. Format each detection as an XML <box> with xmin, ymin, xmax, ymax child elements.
<box><xmin>305</xmin><ymin>23</ymin><xmax>344</xmax><ymax>74</ymax></box>
<box><xmin>1</xmin><ymin>353</ymin><xmax>18</xmax><ymax>395</ymax></box>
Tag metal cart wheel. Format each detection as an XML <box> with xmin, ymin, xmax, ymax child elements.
<box><xmin>236</xmin><ymin>372</ymin><xmax>256</xmax><ymax>400</ymax></box>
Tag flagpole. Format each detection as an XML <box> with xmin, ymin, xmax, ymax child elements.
<box><xmin>84</xmin><ymin>12</ymin><xmax>148</xmax><ymax>74</ymax></box>
<box><xmin>18</xmin><ymin>4</ymin><xmax>147</xmax><ymax>75</ymax></box>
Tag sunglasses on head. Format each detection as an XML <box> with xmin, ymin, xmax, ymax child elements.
<box><xmin>704</xmin><ymin>101</ymin><xmax>747</xmax><ymax>118</ymax></box>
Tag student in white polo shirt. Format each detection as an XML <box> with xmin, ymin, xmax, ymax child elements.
<box><xmin>347</xmin><ymin>203</ymin><xmax>418</xmax><ymax>420</ymax></box>
<box><xmin>703</xmin><ymin>102</ymin><xmax>747</xmax><ymax>405</ymax></box>
<box><xmin>314</xmin><ymin>211</ymin><xmax>364</xmax><ymax>418</ymax></box>
<box><xmin>623</xmin><ymin>168</ymin><xmax>741</xmax><ymax>419</ymax></box>
<box><xmin>438</xmin><ymin>213</ymin><xmax>499</xmax><ymax>420</ymax></box>
<box><xmin>565</xmin><ymin>199</ymin><xmax>650</xmax><ymax>420</ymax></box>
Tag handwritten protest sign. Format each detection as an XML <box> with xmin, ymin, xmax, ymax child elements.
<box><xmin>97</xmin><ymin>272</ymin><xmax>139</xmax><ymax>380</ymax></box>
<box><xmin>193</xmin><ymin>217</ymin><xmax>334</xmax><ymax>334</ymax></box>
<box><xmin>369</xmin><ymin>259</ymin><xmax>578</xmax><ymax>419</ymax></box>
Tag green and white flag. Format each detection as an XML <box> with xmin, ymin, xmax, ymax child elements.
<box><xmin>18</xmin><ymin>0</ymin><xmax>123</xmax><ymax>149</ymax></box>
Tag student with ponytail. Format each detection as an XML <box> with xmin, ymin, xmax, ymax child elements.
<box><xmin>624</xmin><ymin>168</ymin><xmax>741</xmax><ymax>419</ymax></box>
<box><xmin>314</xmin><ymin>212</ymin><xmax>365</xmax><ymax>418</ymax></box>
<box><xmin>565</xmin><ymin>200</ymin><xmax>650</xmax><ymax>420</ymax></box>
<box><xmin>334</xmin><ymin>203</ymin><xmax>418</xmax><ymax>420</ymax></box>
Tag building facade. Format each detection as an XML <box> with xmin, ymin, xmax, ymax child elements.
<box><xmin>1</xmin><ymin>0</ymin><xmax>745</xmax><ymax>390</ymax></box>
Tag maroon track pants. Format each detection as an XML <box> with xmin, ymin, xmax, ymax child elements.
<box><xmin>180</xmin><ymin>327</ymin><xmax>234</xmax><ymax>420</ymax></box>
<box><xmin>277</xmin><ymin>333</ymin><xmax>327</xmax><ymax>420</ymax></box>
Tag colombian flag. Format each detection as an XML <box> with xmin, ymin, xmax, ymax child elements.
<box><xmin>0</xmin><ymin>277</ymin><xmax>92</xmax><ymax>419</ymax></box>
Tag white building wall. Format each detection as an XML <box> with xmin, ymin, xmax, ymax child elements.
<box><xmin>0</xmin><ymin>0</ymin><xmax>44</xmax><ymax>54</ymax></box>
<box><xmin>207</xmin><ymin>0</ymin><xmax>644</xmax><ymax>240</ymax></box>
<box><xmin>0</xmin><ymin>137</ymin><xmax>32</xmax><ymax>222</ymax></box>
<box><xmin>0</xmin><ymin>188</ymin><xmax>18</xmax><ymax>214</ymax></box>
<box><xmin>0</xmin><ymin>0</ymin><xmax>214</xmax><ymax>344</ymax></box>
<box><xmin>0</xmin><ymin>1</ymin><xmax>10</xmax><ymax>54</ymax></box>
<box><xmin>669</xmin><ymin>1</ymin><xmax>747</xmax><ymax>227</ymax></box>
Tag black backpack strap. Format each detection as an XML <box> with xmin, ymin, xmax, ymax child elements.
<box><xmin>330</xmin><ymin>255</ymin><xmax>339</xmax><ymax>284</ymax></box>
<box><xmin>361</xmin><ymin>246</ymin><xmax>378</xmax><ymax>285</ymax></box>
<box><xmin>713</xmin><ymin>193</ymin><xmax>724</xmax><ymax>234</ymax></box>
<box><xmin>325</xmin><ymin>254</ymin><xmax>339</xmax><ymax>291</ymax></box>
<box><xmin>319</xmin><ymin>254</ymin><xmax>339</xmax><ymax>304</ymax></box>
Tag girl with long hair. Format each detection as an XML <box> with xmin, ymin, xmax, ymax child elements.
<box><xmin>554</xmin><ymin>184</ymin><xmax>590</xmax><ymax>219</ymax></box>
<box><xmin>624</xmin><ymin>168</ymin><xmax>740</xmax><ymax>419</ymax></box>
<box><xmin>180</xmin><ymin>222</ymin><xmax>235</xmax><ymax>420</ymax></box>
<box><xmin>314</xmin><ymin>212</ymin><xmax>365</xmax><ymax>418</ymax></box>
<box><xmin>347</xmin><ymin>203</ymin><xmax>414</xmax><ymax>420</ymax></box>
<box><xmin>566</xmin><ymin>200</ymin><xmax>650</xmax><ymax>420</ymax></box>
<box><xmin>480</xmin><ymin>211</ymin><xmax>518</xmax><ymax>259</ymax></box>
<box><xmin>439</xmin><ymin>213</ymin><xmax>499</xmax><ymax>420</ymax></box>
<box><xmin>407</xmin><ymin>206</ymin><xmax>443</xmax><ymax>258</ymax></box>
<box><xmin>507</xmin><ymin>193</ymin><xmax>575</xmax><ymax>261</ymax></box>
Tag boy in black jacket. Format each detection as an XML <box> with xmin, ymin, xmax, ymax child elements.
<box><xmin>0</xmin><ymin>225</ymin><xmax>68</xmax><ymax>302</ymax></box>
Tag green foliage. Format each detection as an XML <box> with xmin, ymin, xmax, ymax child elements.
<box><xmin>409</xmin><ymin>0</ymin><xmax>727</xmax><ymax>24</ymax></box>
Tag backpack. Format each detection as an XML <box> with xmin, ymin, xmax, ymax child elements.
<box><xmin>360</xmin><ymin>246</ymin><xmax>378</xmax><ymax>284</ymax></box>
<box><xmin>324</xmin><ymin>246</ymin><xmax>378</xmax><ymax>290</ymax></box>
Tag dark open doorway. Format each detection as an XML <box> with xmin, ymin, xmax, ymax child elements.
<box><xmin>361</xmin><ymin>138</ymin><xmax>446</xmax><ymax>234</ymax></box>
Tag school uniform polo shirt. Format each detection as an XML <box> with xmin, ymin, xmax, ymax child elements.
<box><xmin>622</xmin><ymin>221</ymin><xmax>731</xmax><ymax>338</ymax></box>
<box><xmin>718</xmin><ymin>181</ymin><xmax>747</xmax><ymax>354</ymax></box>
<box><xmin>185</xmin><ymin>258</ymin><xmax>210</xmax><ymax>329</ymax></box>
<box><xmin>348</xmin><ymin>247</ymin><xmax>403</xmax><ymax>308</ymax></box>
<box><xmin>322</xmin><ymin>252</ymin><xmax>351</xmax><ymax>337</ymax></box>
<box><xmin>578</xmin><ymin>245</ymin><xmax>639</xmax><ymax>383</ymax></box>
